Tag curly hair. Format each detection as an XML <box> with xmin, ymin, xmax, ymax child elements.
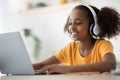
<box><xmin>64</xmin><ymin>5</ymin><xmax>120</xmax><ymax>39</ymax></box>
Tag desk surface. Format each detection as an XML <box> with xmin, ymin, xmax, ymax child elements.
<box><xmin>0</xmin><ymin>73</ymin><xmax>120</xmax><ymax>80</ymax></box>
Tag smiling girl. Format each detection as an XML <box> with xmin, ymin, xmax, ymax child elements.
<box><xmin>33</xmin><ymin>4</ymin><xmax>120</xmax><ymax>74</ymax></box>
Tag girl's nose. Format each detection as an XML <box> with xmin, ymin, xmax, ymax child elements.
<box><xmin>69</xmin><ymin>24</ymin><xmax>76</xmax><ymax>32</ymax></box>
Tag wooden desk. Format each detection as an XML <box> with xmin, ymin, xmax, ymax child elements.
<box><xmin>0</xmin><ymin>73</ymin><xmax>120</xmax><ymax>80</ymax></box>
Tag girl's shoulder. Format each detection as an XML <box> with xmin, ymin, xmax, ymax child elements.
<box><xmin>96</xmin><ymin>39</ymin><xmax>112</xmax><ymax>46</ymax></box>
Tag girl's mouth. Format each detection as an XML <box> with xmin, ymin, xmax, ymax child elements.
<box><xmin>71</xmin><ymin>32</ymin><xmax>79</xmax><ymax>37</ymax></box>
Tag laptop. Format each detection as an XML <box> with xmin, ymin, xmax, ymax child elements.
<box><xmin>0</xmin><ymin>31</ymin><xmax>45</xmax><ymax>75</ymax></box>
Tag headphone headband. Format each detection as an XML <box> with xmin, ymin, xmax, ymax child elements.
<box><xmin>83</xmin><ymin>5</ymin><xmax>97</xmax><ymax>25</ymax></box>
<box><xmin>82</xmin><ymin>5</ymin><xmax>100</xmax><ymax>38</ymax></box>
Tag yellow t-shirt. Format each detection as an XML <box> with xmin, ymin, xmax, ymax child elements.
<box><xmin>54</xmin><ymin>39</ymin><xmax>113</xmax><ymax>65</ymax></box>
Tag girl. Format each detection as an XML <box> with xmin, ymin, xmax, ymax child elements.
<box><xmin>33</xmin><ymin>4</ymin><xmax>120</xmax><ymax>74</ymax></box>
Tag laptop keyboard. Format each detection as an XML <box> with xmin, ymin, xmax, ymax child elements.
<box><xmin>35</xmin><ymin>72</ymin><xmax>61</xmax><ymax>75</ymax></box>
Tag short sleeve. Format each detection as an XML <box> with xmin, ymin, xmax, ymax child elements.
<box><xmin>54</xmin><ymin>43</ymin><xmax>72</xmax><ymax>64</ymax></box>
<box><xmin>54</xmin><ymin>47</ymin><xmax>66</xmax><ymax>63</ymax></box>
<box><xmin>55</xmin><ymin>42</ymin><xmax>76</xmax><ymax>64</ymax></box>
<box><xmin>100</xmin><ymin>40</ymin><xmax>113</xmax><ymax>57</ymax></box>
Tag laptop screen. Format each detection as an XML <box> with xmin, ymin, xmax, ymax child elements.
<box><xmin>0</xmin><ymin>32</ymin><xmax>35</xmax><ymax>75</ymax></box>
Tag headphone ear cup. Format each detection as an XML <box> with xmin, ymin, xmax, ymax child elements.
<box><xmin>93</xmin><ymin>25</ymin><xmax>100</xmax><ymax>37</ymax></box>
<box><xmin>89</xmin><ymin>23</ymin><xmax>100</xmax><ymax>39</ymax></box>
<box><xmin>89</xmin><ymin>23</ymin><xmax>95</xmax><ymax>36</ymax></box>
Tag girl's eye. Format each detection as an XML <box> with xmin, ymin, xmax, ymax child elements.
<box><xmin>75</xmin><ymin>22</ymin><xmax>81</xmax><ymax>25</ymax></box>
<box><xmin>68</xmin><ymin>22</ymin><xmax>82</xmax><ymax>26</ymax></box>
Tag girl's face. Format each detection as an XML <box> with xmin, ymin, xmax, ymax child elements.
<box><xmin>69</xmin><ymin>9</ymin><xmax>91</xmax><ymax>41</ymax></box>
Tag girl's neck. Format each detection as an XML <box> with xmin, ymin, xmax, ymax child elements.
<box><xmin>78</xmin><ymin>38</ymin><xmax>96</xmax><ymax>48</ymax></box>
<box><xmin>77</xmin><ymin>38</ymin><xmax>96</xmax><ymax>57</ymax></box>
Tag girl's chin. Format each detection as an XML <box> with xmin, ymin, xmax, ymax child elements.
<box><xmin>70</xmin><ymin>35</ymin><xmax>80</xmax><ymax>41</ymax></box>
<box><xmin>71</xmin><ymin>37</ymin><xmax>79</xmax><ymax>41</ymax></box>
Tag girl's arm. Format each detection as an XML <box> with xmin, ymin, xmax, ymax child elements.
<box><xmin>70</xmin><ymin>53</ymin><xmax>116</xmax><ymax>72</ymax></box>
<box><xmin>39</xmin><ymin>53</ymin><xmax>116</xmax><ymax>74</ymax></box>
<box><xmin>33</xmin><ymin>56</ymin><xmax>60</xmax><ymax>70</ymax></box>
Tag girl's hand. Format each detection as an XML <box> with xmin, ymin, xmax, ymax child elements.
<box><xmin>33</xmin><ymin>63</ymin><xmax>44</xmax><ymax>70</ymax></box>
<box><xmin>39</xmin><ymin>64</ymin><xmax>72</xmax><ymax>74</ymax></box>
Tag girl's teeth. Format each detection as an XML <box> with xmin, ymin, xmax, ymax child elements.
<box><xmin>72</xmin><ymin>32</ymin><xmax>78</xmax><ymax>34</ymax></box>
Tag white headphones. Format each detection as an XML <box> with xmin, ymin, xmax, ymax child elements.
<box><xmin>82</xmin><ymin>5</ymin><xmax>100</xmax><ymax>39</ymax></box>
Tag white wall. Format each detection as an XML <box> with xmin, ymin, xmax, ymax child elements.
<box><xmin>1</xmin><ymin>0</ymin><xmax>120</xmax><ymax>63</ymax></box>
<box><xmin>28</xmin><ymin>0</ymin><xmax>75</xmax><ymax>5</ymax></box>
<box><xmin>0</xmin><ymin>1</ymin><xmax>4</xmax><ymax>33</ymax></box>
<box><xmin>27</xmin><ymin>0</ymin><xmax>59</xmax><ymax>6</ymax></box>
<box><xmin>18</xmin><ymin>11</ymin><xmax>71</xmax><ymax>62</ymax></box>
